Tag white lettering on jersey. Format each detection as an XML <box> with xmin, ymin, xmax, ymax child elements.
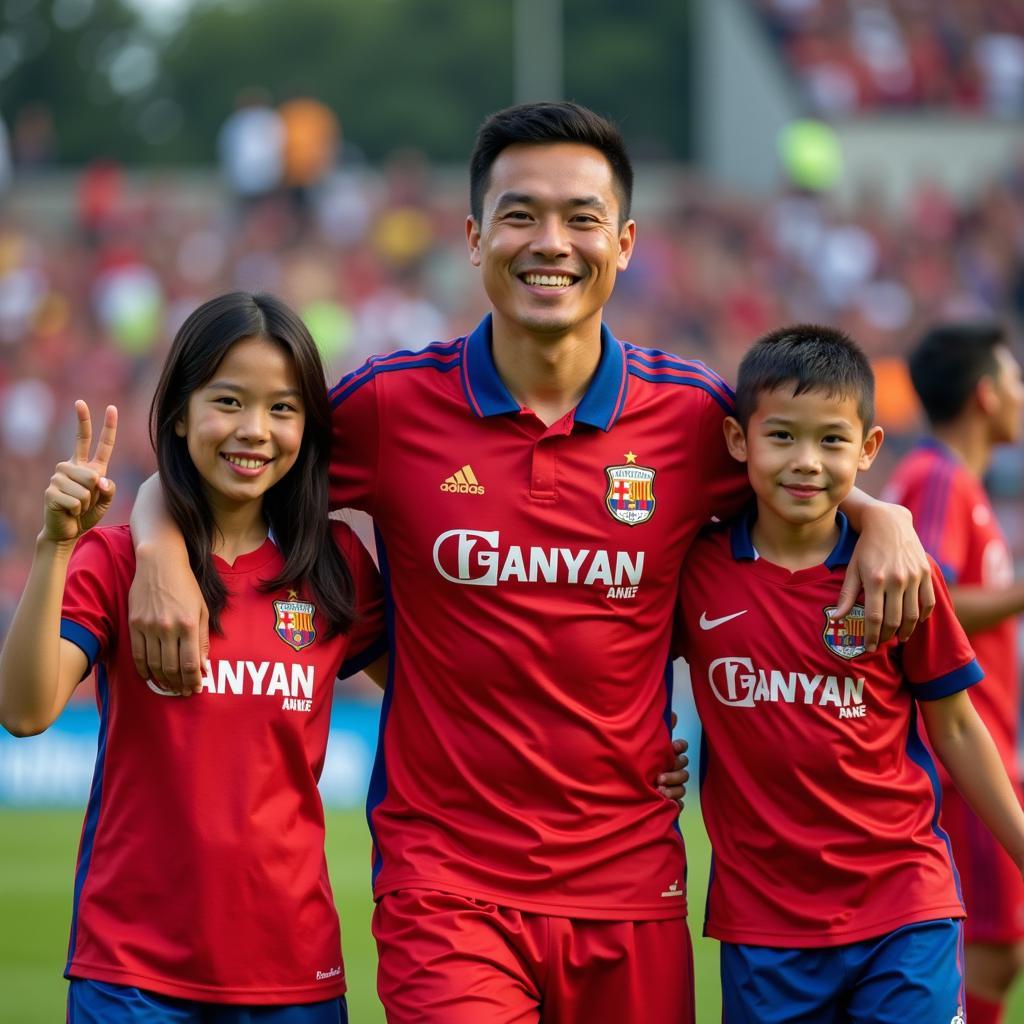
<box><xmin>432</xmin><ymin>529</ymin><xmax>645</xmax><ymax>592</ymax></box>
<box><xmin>140</xmin><ymin>659</ymin><xmax>318</xmax><ymax>711</ymax></box>
<box><xmin>708</xmin><ymin>657</ymin><xmax>866</xmax><ymax>717</ymax></box>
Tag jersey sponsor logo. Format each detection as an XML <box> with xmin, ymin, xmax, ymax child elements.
<box><xmin>708</xmin><ymin>656</ymin><xmax>866</xmax><ymax>716</ymax></box>
<box><xmin>274</xmin><ymin>593</ymin><xmax>317</xmax><ymax>652</ymax></box>
<box><xmin>432</xmin><ymin>528</ymin><xmax>645</xmax><ymax>590</ymax></box>
<box><xmin>660</xmin><ymin>879</ymin><xmax>684</xmax><ymax>898</ymax></box>
<box><xmin>440</xmin><ymin>464</ymin><xmax>485</xmax><ymax>495</ymax></box>
<box><xmin>147</xmin><ymin>658</ymin><xmax>315</xmax><ymax>712</ymax></box>
<box><xmin>699</xmin><ymin>609</ymin><xmax>747</xmax><ymax>630</ymax></box>
<box><xmin>822</xmin><ymin>605</ymin><xmax>866</xmax><ymax>660</ymax></box>
<box><xmin>605</xmin><ymin>454</ymin><xmax>656</xmax><ymax>526</ymax></box>
<box><xmin>316</xmin><ymin>965</ymin><xmax>342</xmax><ymax>981</ymax></box>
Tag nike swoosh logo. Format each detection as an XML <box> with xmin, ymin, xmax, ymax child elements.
<box><xmin>699</xmin><ymin>610</ymin><xmax>748</xmax><ymax>630</ymax></box>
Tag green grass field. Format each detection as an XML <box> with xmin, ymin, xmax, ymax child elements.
<box><xmin>3</xmin><ymin>806</ymin><xmax>1023</xmax><ymax>1022</ymax></box>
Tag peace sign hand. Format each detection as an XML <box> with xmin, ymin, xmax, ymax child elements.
<box><xmin>42</xmin><ymin>401</ymin><xmax>118</xmax><ymax>544</ymax></box>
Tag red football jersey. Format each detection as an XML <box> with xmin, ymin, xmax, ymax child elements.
<box><xmin>59</xmin><ymin>523</ymin><xmax>386</xmax><ymax>1004</ymax></box>
<box><xmin>329</xmin><ymin>315</ymin><xmax>748</xmax><ymax>919</ymax></box>
<box><xmin>885</xmin><ymin>439</ymin><xmax>1019</xmax><ymax>777</ymax></box>
<box><xmin>676</xmin><ymin>514</ymin><xmax>981</xmax><ymax>946</ymax></box>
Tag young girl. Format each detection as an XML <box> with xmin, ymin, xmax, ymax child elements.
<box><xmin>0</xmin><ymin>292</ymin><xmax>387</xmax><ymax>1023</ymax></box>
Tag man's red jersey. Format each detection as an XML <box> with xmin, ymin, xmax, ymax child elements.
<box><xmin>328</xmin><ymin>315</ymin><xmax>748</xmax><ymax>919</ymax></box>
<box><xmin>59</xmin><ymin>523</ymin><xmax>386</xmax><ymax>1004</ymax></box>
<box><xmin>885</xmin><ymin>439</ymin><xmax>1019</xmax><ymax>777</ymax></box>
<box><xmin>676</xmin><ymin>515</ymin><xmax>981</xmax><ymax>947</ymax></box>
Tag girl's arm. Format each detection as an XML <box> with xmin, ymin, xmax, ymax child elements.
<box><xmin>0</xmin><ymin>402</ymin><xmax>117</xmax><ymax>736</ymax></box>
<box><xmin>920</xmin><ymin>690</ymin><xmax>1024</xmax><ymax>875</ymax></box>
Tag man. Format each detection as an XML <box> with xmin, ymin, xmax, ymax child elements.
<box><xmin>131</xmin><ymin>103</ymin><xmax>934</xmax><ymax>1022</ymax></box>
<box><xmin>884</xmin><ymin>322</ymin><xmax>1024</xmax><ymax>1024</ymax></box>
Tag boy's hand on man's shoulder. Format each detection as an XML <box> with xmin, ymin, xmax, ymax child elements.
<box><xmin>836</xmin><ymin>501</ymin><xmax>935</xmax><ymax>650</ymax></box>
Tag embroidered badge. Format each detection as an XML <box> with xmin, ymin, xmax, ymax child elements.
<box><xmin>822</xmin><ymin>604</ymin><xmax>866</xmax><ymax>660</ymax></box>
<box><xmin>274</xmin><ymin>591</ymin><xmax>317</xmax><ymax>651</ymax></box>
<box><xmin>605</xmin><ymin>453</ymin><xmax>656</xmax><ymax>526</ymax></box>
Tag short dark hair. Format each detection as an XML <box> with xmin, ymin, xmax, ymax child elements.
<box><xmin>734</xmin><ymin>324</ymin><xmax>875</xmax><ymax>430</ymax></box>
<box><xmin>908</xmin><ymin>322</ymin><xmax>1006</xmax><ymax>424</ymax></box>
<box><xmin>150</xmin><ymin>291</ymin><xmax>355</xmax><ymax>636</ymax></box>
<box><xmin>469</xmin><ymin>101</ymin><xmax>634</xmax><ymax>224</ymax></box>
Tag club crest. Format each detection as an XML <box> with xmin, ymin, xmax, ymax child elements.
<box><xmin>274</xmin><ymin>598</ymin><xmax>317</xmax><ymax>651</ymax></box>
<box><xmin>605</xmin><ymin>463</ymin><xmax>656</xmax><ymax>526</ymax></box>
<box><xmin>822</xmin><ymin>604</ymin><xmax>866</xmax><ymax>660</ymax></box>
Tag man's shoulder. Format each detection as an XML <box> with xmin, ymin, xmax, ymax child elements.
<box><xmin>329</xmin><ymin>337</ymin><xmax>466</xmax><ymax>408</ymax></box>
<box><xmin>621</xmin><ymin>344</ymin><xmax>733</xmax><ymax>412</ymax></box>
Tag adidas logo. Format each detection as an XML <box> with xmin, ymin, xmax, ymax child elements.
<box><xmin>441</xmin><ymin>465</ymin><xmax>485</xmax><ymax>495</ymax></box>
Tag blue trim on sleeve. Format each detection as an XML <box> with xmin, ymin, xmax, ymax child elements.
<box><xmin>60</xmin><ymin>619</ymin><xmax>101</xmax><ymax>679</ymax></box>
<box><xmin>64</xmin><ymin>665</ymin><xmax>111</xmax><ymax>977</ymax></box>
<box><xmin>904</xmin><ymin>703</ymin><xmax>963</xmax><ymax>904</ymax></box>
<box><xmin>914</xmin><ymin>659</ymin><xmax>984</xmax><ymax>702</ymax></box>
<box><xmin>338</xmin><ymin>634</ymin><xmax>389</xmax><ymax>680</ymax></box>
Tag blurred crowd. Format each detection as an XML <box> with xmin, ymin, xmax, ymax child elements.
<box><xmin>3</xmin><ymin>126</ymin><xmax>1024</xmax><ymax>644</ymax></box>
<box><xmin>753</xmin><ymin>0</ymin><xmax>1024</xmax><ymax>116</ymax></box>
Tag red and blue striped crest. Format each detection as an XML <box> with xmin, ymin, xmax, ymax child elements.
<box><xmin>822</xmin><ymin>605</ymin><xmax>866</xmax><ymax>660</ymax></box>
<box><xmin>605</xmin><ymin>464</ymin><xmax>657</xmax><ymax>526</ymax></box>
<box><xmin>274</xmin><ymin>599</ymin><xmax>317</xmax><ymax>652</ymax></box>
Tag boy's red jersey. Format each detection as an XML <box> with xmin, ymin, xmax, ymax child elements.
<box><xmin>329</xmin><ymin>314</ymin><xmax>748</xmax><ymax>919</ymax></box>
<box><xmin>59</xmin><ymin>523</ymin><xmax>386</xmax><ymax>1004</ymax></box>
<box><xmin>676</xmin><ymin>515</ymin><xmax>981</xmax><ymax>947</ymax></box>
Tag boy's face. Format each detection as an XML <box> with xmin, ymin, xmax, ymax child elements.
<box><xmin>724</xmin><ymin>385</ymin><xmax>883</xmax><ymax>530</ymax></box>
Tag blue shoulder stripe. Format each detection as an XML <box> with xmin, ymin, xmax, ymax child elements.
<box><xmin>625</xmin><ymin>348</ymin><xmax>735</xmax><ymax>398</ymax></box>
<box><xmin>329</xmin><ymin>340</ymin><xmax>463</xmax><ymax>408</ymax></box>
<box><xmin>626</xmin><ymin>364</ymin><xmax>734</xmax><ymax>414</ymax></box>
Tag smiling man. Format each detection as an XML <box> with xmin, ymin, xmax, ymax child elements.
<box><xmin>130</xmin><ymin>102</ymin><xmax>936</xmax><ymax>1024</ymax></box>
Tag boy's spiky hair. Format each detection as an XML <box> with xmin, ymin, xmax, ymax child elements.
<box><xmin>734</xmin><ymin>324</ymin><xmax>875</xmax><ymax>430</ymax></box>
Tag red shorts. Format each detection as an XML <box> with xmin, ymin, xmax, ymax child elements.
<box><xmin>373</xmin><ymin>889</ymin><xmax>694</xmax><ymax>1024</ymax></box>
<box><xmin>942</xmin><ymin>783</ymin><xmax>1024</xmax><ymax>944</ymax></box>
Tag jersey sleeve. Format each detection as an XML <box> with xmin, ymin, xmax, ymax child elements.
<box><xmin>332</xmin><ymin>522</ymin><xmax>387</xmax><ymax>678</ymax></box>
<box><xmin>902</xmin><ymin>557</ymin><xmax>983</xmax><ymax>701</ymax></box>
<box><xmin>59</xmin><ymin>528</ymin><xmax>123</xmax><ymax>676</ymax></box>
<box><xmin>888</xmin><ymin>467</ymin><xmax>969</xmax><ymax>584</ymax></box>
<box><xmin>328</xmin><ymin>361</ymin><xmax>382</xmax><ymax>515</ymax></box>
<box><xmin>694</xmin><ymin>381</ymin><xmax>750</xmax><ymax>524</ymax></box>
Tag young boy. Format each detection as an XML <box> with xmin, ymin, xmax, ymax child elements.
<box><xmin>675</xmin><ymin>324</ymin><xmax>1024</xmax><ymax>1022</ymax></box>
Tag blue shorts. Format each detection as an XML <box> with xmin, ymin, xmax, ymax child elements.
<box><xmin>721</xmin><ymin>918</ymin><xmax>965</xmax><ymax>1024</ymax></box>
<box><xmin>67</xmin><ymin>979</ymin><xmax>348</xmax><ymax>1024</ymax></box>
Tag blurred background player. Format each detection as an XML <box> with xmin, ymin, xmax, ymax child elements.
<box><xmin>884</xmin><ymin>323</ymin><xmax>1024</xmax><ymax>1024</ymax></box>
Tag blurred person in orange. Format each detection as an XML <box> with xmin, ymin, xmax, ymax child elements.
<box><xmin>279</xmin><ymin>95</ymin><xmax>339</xmax><ymax>221</ymax></box>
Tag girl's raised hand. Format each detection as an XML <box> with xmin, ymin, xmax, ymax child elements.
<box><xmin>42</xmin><ymin>401</ymin><xmax>118</xmax><ymax>544</ymax></box>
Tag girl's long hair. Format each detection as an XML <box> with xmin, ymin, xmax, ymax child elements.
<box><xmin>150</xmin><ymin>291</ymin><xmax>355</xmax><ymax>636</ymax></box>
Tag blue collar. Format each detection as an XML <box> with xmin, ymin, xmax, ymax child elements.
<box><xmin>730</xmin><ymin>510</ymin><xmax>857</xmax><ymax>570</ymax></box>
<box><xmin>914</xmin><ymin>436</ymin><xmax>957</xmax><ymax>462</ymax></box>
<box><xmin>460</xmin><ymin>314</ymin><xmax>628</xmax><ymax>430</ymax></box>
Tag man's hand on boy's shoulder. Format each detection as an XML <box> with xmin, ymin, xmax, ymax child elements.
<box><xmin>835</xmin><ymin>500</ymin><xmax>935</xmax><ymax>651</ymax></box>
